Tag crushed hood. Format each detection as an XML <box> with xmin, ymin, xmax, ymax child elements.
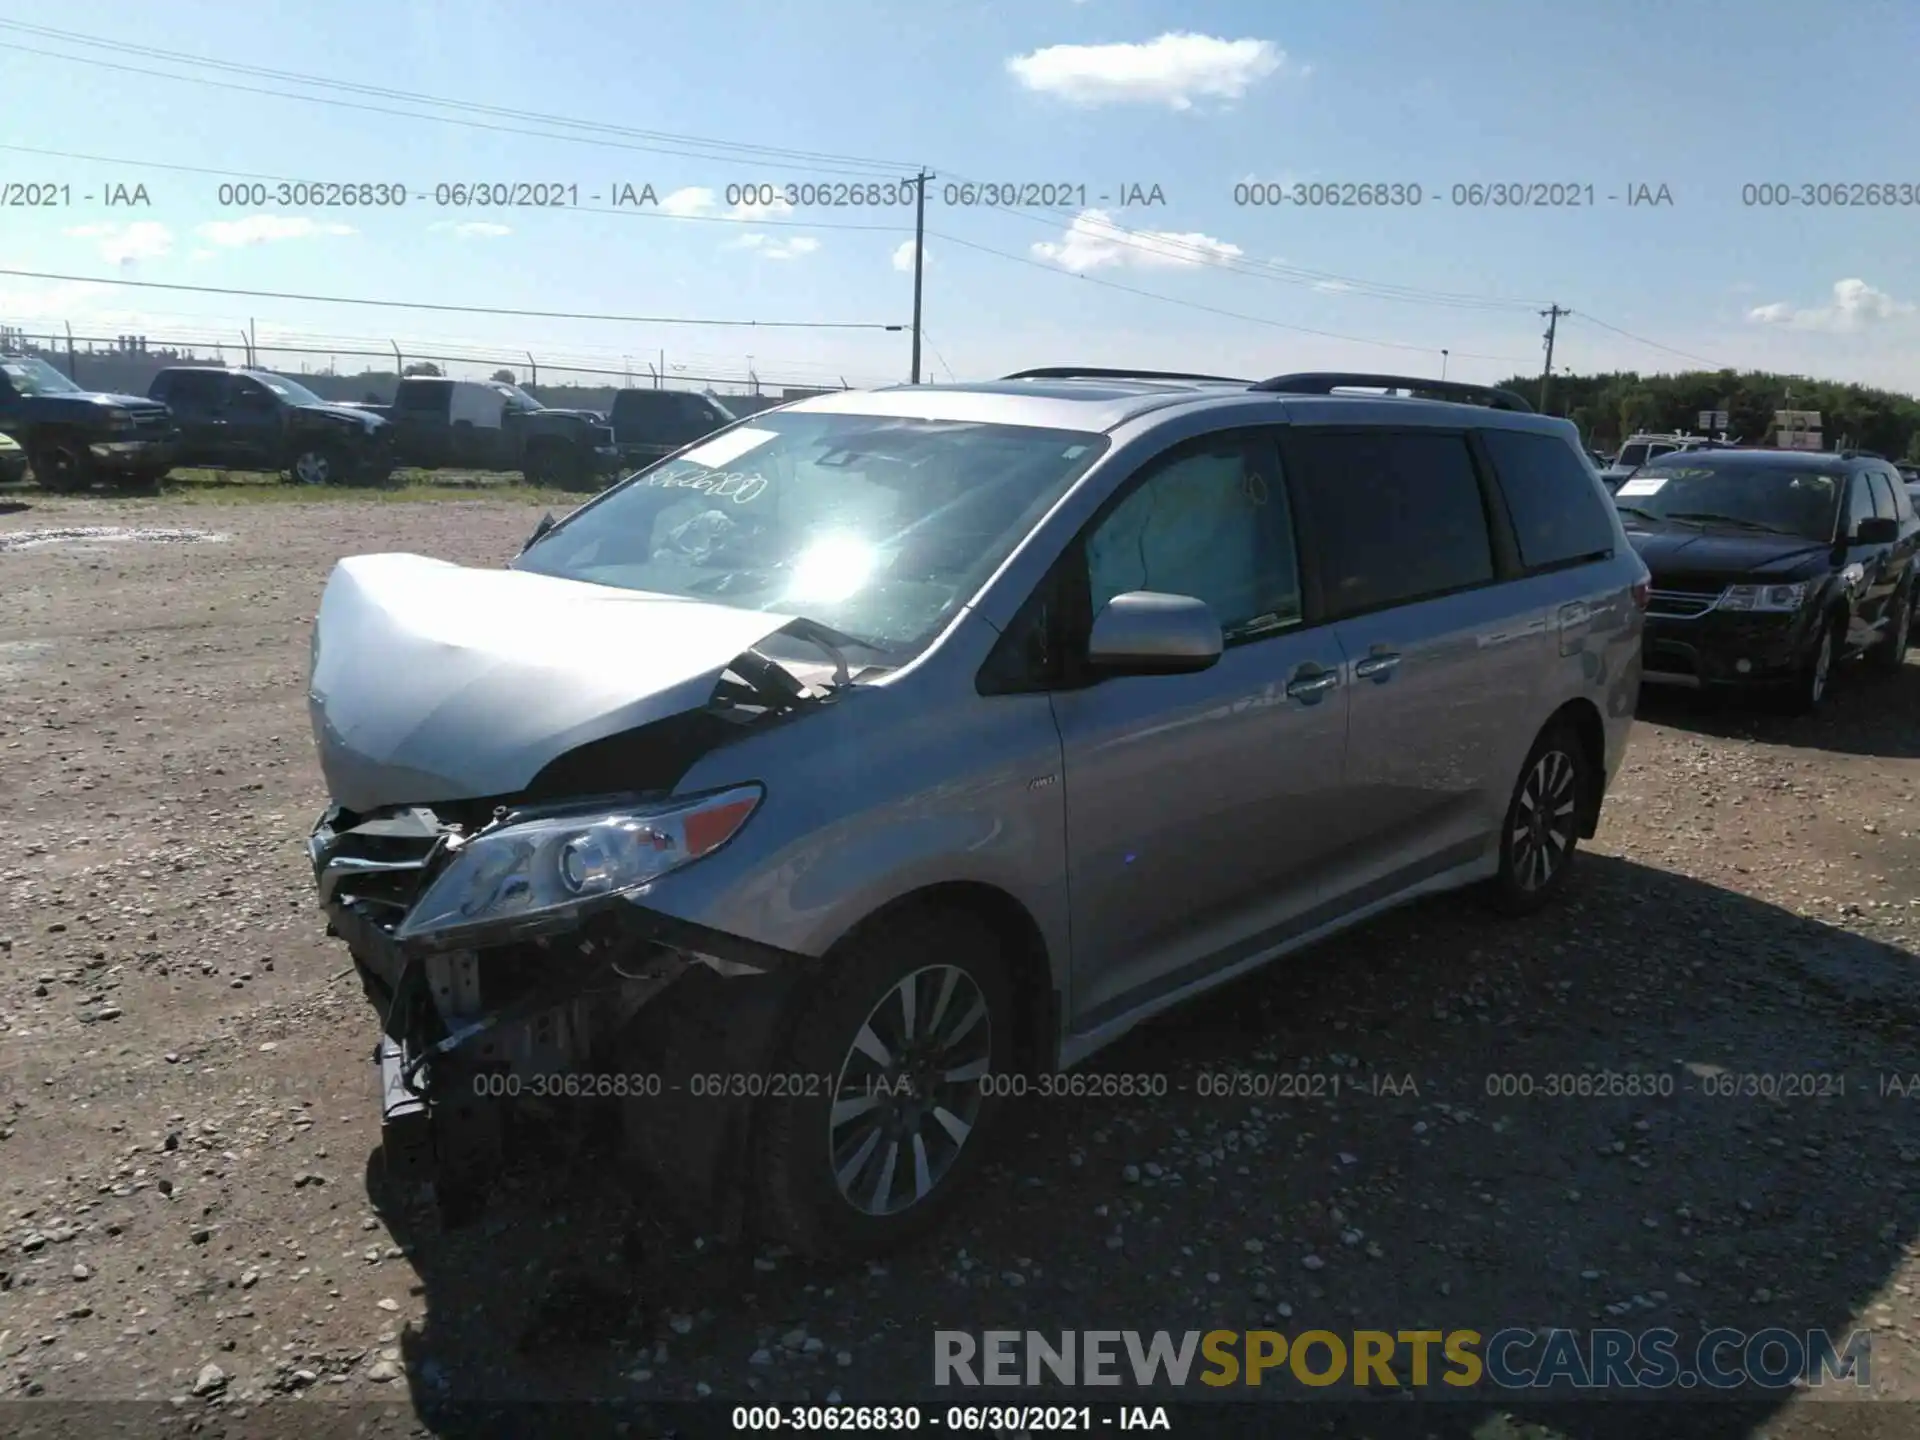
<box><xmin>309</xmin><ymin>553</ymin><xmax>796</xmax><ymax>812</ymax></box>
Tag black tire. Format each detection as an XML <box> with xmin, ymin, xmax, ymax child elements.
<box><xmin>1482</xmin><ymin>719</ymin><xmax>1588</xmax><ymax>917</ymax></box>
<box><xmin>1782</xmin><ymin>613</ymin><xmax>1845</xmax><ymax>713</ymax></box>
<box><xmin>754</xmin><ymin>906</ymin><xmax>1017</xmax><ymax>1263</ymax></box>
<box><xmin>521</xmin><ymin>445</ymin><xmax>559</xmax><ymax>487</ymax></box>
<box><xmin>1867</xmin><ymin>585</ymin><xmax>1913</xmax><ymax>673</ymax></box>
<box><xmin>117</xmin><ymin>466</ymin><xmax>169</xmax><ymax>493</ymax></box>
<box><xmin>29</xmin><ymin>438</ymin><xmax>91</xmax><ymax>492</ymax></box>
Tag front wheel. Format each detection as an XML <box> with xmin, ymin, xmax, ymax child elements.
<box><xmin>1867</xmin><ymin>587</ymin><xmax>1913</xmax><ymax>673</ymax></box>
<box><xmin>754</xmin><ymin>907</ymin><xmax>1017</xmax><ymax>1263</ymax></box>
<box><xmin>29</xmin><ymin>439</ymin><xmax>91</xmax><ymax>492</ymax></box>
<box><xmin>1782</xmin><ymin>615</ymin><xmax>1844</xmax><ymax>712</ymax></box>
<box><xmin>1482</xmin><ymin>720</ymin><xmax>1588</xmax><ymax>917</ymax></box>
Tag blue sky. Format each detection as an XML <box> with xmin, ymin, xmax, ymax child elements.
<box><xmin>1</xmin><ymin>0</ymin><xmax>1915</xmax><ymax>396</ymax></box>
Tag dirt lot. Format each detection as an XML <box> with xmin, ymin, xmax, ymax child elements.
<box><xmin>2</xmin><ymin>492</ymin><xmax>1918</xmax><ymax>1439</ymax></box>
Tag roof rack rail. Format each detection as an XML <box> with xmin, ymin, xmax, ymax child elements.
<box><xmin>1250</xmin><ymin>372</ymin><xmax>1535</xmax><ymax>413</ymax></box>
<box><xmin>1839</xmin><ymin>449</ymin><xmax>1884</xmax><ymax>460</ymax></box>
<box><xmin>1001</xmin><ymin>367</ymin><xmax>1250</xmax><ymax>384</ymax></box>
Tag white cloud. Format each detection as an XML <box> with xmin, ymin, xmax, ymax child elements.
<box><xmin>658</xmin><ymin>185</ymin><xmax>797</xmax><ymax>223</ymax></box>
<box><xmin>194</xmin><ymin>215</ymin><xmax>357</xmax><ymax>247</ymax></box>
<box><xmin>1006</xmin><ymin>32</ymin><xmax>1288</xmax><ymax>109</ymax></box>
<box><xmin>63</xmin><ymin>221</ymin><xmax>173</xmax><ymax>266</ymax></box>
<box><xmin>1747</xmin><ymin>278</ymin><xmax>1914</xmax><ymax>332</ymax></box>
<box><xmin>1031</xmin><ymin>208</ymin><xmax>1242</xmax><ymax>273</ymax></box>
<box><xmin>428</xmin><ymin>220</ymin><xmax>512</xmax><ymax>238</ymax></box>
<box><xmin>731</xmin><ymin>234</ymin><xmax>821</xmax><ymax>261</ymax></box>
<box><xmin>891</xmin><ymin>240</ymin><xmax>931</xmax><ymax>272</ymax></box>
<box><xmin>660</xmin><ymin>186</ymin><xmax>718</xmax><ymax>217</ymax></box>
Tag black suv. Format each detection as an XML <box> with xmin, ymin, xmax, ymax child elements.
<box><xmin>1620</xmin><ymin>448</ymin><xmax>1918</xmax><ymax>710</ymax></box>
<box><xmin>0</xmin><ymin>353</ymin><xmax>177</xmax><ymax>490</ymax></box>
<box><xmin>608</xmin><ymin>387</ymin><xmax>735</xmax><ymax>469</ymax></box>
<box><xmin>149</xmin><ymin>367</ymin><xmax>396</xmax><ymax>485</ymax></box>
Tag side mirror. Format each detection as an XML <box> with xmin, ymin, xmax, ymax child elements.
<box><xmin>1086</xmin><ymin>591</ymin><xmax>1223</xmax><ymax>675</ymax></box>
<box><xmin>520</xmin><ymin>511</ymin><xmax>556</xmax><ymax>553</ymax></box>
<box><xmin>1855</xmin><ymin>516</ymin><xmax>1900</xmax><ymax>544</ymax></box>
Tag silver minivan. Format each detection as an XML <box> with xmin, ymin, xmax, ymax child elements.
<box><xmin>307</xmin><ymin>369</ymin><xmax>1648</xmax><ymax>1258</ymax></box>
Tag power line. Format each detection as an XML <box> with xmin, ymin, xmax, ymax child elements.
<box><xmin>924</xmin><ymin>230</ymin><xmax>1537</xmax><ymax>364</ymax></box>
<box><xmin>0</xmin><ymin>20</ymin><xmax>924</xmax><ymax>175</ymax></box>
<box><xmin>0</xmin><ymin>268</ymin><xmax>903</xmax><ymax>330</ymax></box>
<box><xmin>0</xmin><ymin>38</ymin><xmax>914</xmax><ymax>182</ymax></box>
<box><xmin>1563</xmin><ymin>313</ymin><xmax>1729</xmax><ymax>370</ymax></box>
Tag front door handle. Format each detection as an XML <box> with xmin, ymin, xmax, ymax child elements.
<box><xmin>1354</xmin><ymin>653</ymin><xmax>1401</xmax><ymax>681</ymax></box>
<box><xmin>1285</xmin><ymin>667</ymin><xmax>1340</xmax><ymax>702</ymax></box>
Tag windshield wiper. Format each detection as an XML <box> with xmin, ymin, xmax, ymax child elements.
<box><xmin>1614</xmin><ymin>504</ymin><xmax>1661</xmax><ymax>522</ymax></box>
<box><xmin>1664</xmin><ymin>511</ymin><xmax>1797</xmax><ymax>535</ymax></box>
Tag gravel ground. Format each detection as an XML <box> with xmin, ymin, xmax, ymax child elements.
<box><xmin>2</xmin><ymin>493</ymin><xmax>1918</xmax><ymax>1439</ymax></box>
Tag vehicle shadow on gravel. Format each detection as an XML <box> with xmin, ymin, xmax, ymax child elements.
<box><xmin>1636</xmin><ymin>660</ymin><xmax>1920</xmax><ymax>760</ymax></box>
<box><xmin>363</xmin><ymin>854</ymin><xmax>1917</xmax><ymax>1440</ymax></box>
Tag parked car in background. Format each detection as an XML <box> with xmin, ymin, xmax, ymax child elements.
<box><xmin>354</xmin><ymin>377</ymin><xmax>617</xmax><ymax>486</ymax></box>
<box><xmin>0</xmin><ymin>430</ymin><xmax>26</xmax><ymax>485</ymax></box>
<box><xmin>1599</xmin><ymin>433</ymin><xmax>1712</xmax><ymax>490</ymax></box>
<box><xmin>608</xmin><ymin>387</ymin><xmax>736</xmax><ymax>470</ymax></box>
<box><xmin>149</xmin><ymin>366</ymin><xmax>396</xmax><ymax>486</ymax></box>
<box><xmin>0</xmin><ymin>354</ymin><xmax>177</xmax><ymax>491</ymax></box>
<box><xmin>1620</xmin><ymin>448</ymin><xmax>1918</xmax><ymax>710</ymax></box>
<box><xmin>304</xmin><ymin>366</ymin><xmax>1644</xmax><ymax>1256</ymax></box>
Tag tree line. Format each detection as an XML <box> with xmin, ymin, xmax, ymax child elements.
<box><xmin>1492</xmin><ymin>370</ymin><xmax>1920</xmax><ymax>461</ymax></box>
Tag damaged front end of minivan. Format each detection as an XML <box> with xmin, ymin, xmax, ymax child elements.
<box><xmin>305</xmin><ymin>553</ymin><xmax>855</xmax><ymax>1228</ymax></box>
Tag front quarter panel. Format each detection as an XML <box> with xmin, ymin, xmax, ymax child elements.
<box><xmin>636</xmin><ymin>612</ymin><xmax>1071</xmax><ymax>996</ymax></box>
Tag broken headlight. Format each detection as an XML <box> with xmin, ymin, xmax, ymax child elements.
<box><xmin>395</xmin><ymin>785</ymin><xmax>762</xmax><ymax>946</ymax></box>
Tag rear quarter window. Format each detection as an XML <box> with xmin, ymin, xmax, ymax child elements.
<box><xmin>1480</xmin><ymin>428</ymin><xmax>1617</xmax><ymax>571</ymax></box>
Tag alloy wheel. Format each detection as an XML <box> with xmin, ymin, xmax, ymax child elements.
<box><xmin>827</xmin><ymin>964</ymin><xmax>992</xmax><ymax>1218</ymax></box>
<box><xmin>292</xmin><ymin>451</ymin><xmax>332</xmax><ymax>485</ymax></box>
<box><xmin>1510</xmin><ymin>748</ymin><xmax>1578</xmax><ymax>892</ymax></box>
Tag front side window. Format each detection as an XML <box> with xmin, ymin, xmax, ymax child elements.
<box><xmin>1288</xmin><ymin>429</ymin><xmax>1496</xmax><ymax>618</ymax></box>
<box><xmin>514</xmin><ymin>410</ymin><xmax>1107</xmax><ymax>658</ymax></box>
<box><xmin>1616</xmin><ymin>443</ymin><xmax>1649</xmax><ymax>470</ymax></box>
<box><xmin>1867</xmin><ymin>470</ymin><xmax>1898</xmax><ymax>522</ymax></box>
<box><xmin>1084</xmin><ymin>436</ymin><xmax>1300</xmax><ymax>643</ymax></box>
<box><xmin>1847</xmin><ymin>475</ymin><xmax>1878</xmax><ymax>536</ymax></box>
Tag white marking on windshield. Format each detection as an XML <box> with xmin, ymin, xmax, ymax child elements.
<box><xmin>1617</xmin><ymin>476</ymin><xmax>1668</xmax><ymax>497</ymax></box>
<box><xmin>680</xmin><ymin>426</ymin><xmax>780</xmax><ymax>469</ymax></box>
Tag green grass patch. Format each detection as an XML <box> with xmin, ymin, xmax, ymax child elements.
<box><xmin>155</xmin><ymin>467</ymin><xmax>574</xmax><ymax>506</ymax></box>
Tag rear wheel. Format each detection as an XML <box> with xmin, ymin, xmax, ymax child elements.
<box><xmin>29</xmin><ymin>438</ymin><xmax>91</xmax><ymax>492</ymax></box>
<box><xmin>754</xmin><ymin>907</ymin><xmax>1016</xmax><ymax>1263</ymax></box>
<box><xmin>1482</xmin><ymin>720</ymin><xmax>1587</xmax><ymax>916</ymax></box>
<box><xmin>289</xmin><ymin>445</ymin><xmax>344</xmax><ymax>486</ymax></box>
<box><xmin>1867</xmin><ymin>586</ymin><xmax>1913</xmax><ymax>673</ymax></box>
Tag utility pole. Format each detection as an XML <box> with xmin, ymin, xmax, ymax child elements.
<box><xmin>910</xmin><ymin>170</ymin><xmax>930</xmax><ymax>384</ymax></box>
<box><xmin>1440</xmin><ymin>349</ymin><xmax>1449</xmax><ymax>381</ymax></box>
<box><xmin>1538</xmin><ymin>305</ymin><xmax>1568</xmax><ymax>412</ymax></box>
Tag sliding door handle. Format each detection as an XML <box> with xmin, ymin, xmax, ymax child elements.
<box><xmin>1354</xmin><ymin>652</ymin><xmax>1401</xmax><ymax>681</ymax></box>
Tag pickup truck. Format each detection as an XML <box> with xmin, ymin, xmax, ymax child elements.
<box><xmin>607</xmin><ymin>387</ymin><xmax>735</xmax><ymax>470</ymax></box>
<box><xmin>354</xmin><ymin>377</ymin><xmax>617</xmax><ymax>486</ymax></box>
<box><xmin>0</xmin><ymin>354</ymin><xmax>178</xmax><ymax>490</ymax></box>
<box><xmin>149</xmin><ymin>366</ymin><xmax>396</xmax><ymax>485</ymax></box>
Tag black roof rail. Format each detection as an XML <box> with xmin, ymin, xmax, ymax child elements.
<box><xmin>1250</xmin><ymin>371</ymin><xmax>1535</xmax><ymax>413</ymax></box>
<box><xmin>1001</xmin><ymin>367</ymin><xmax>1250</xmax><ymax>384</ymax></box>
<box><xmin>1839</xmin><ymin>449</ymin><xmax>1884</xmax><ymax>460</ymax></box>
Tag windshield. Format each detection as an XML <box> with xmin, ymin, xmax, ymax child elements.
<box><xmin>492</xmin><ymin>382</ymin><xmax>542</xmax><ymax>411</ymax></box>
<box><xmin>513</xmin><ymin>410</ymin><xmax>1108</xmax><ymax>657</ymax></box>
<box><xmin>1615</xmin><ymin>443</ymin><xmax>1648</xmax><ymax>469</ymax></box>
<box><xmin>252</xmin><ymin>372</ymin><xmax>324</xmax><ymax>406</ymax></box>
<box><xmin>0</xmin><ymin>357</ymin><xmax>83</xmax><ymax>396</ymax></box>
<box><xmin>1614</xmin><ymin>460</ymin><xmax>1840</xmax><ymax>543</ymax></box>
